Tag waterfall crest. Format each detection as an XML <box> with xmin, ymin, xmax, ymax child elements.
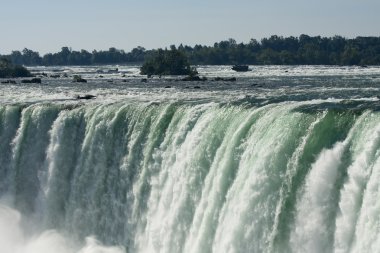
<box><xmin>1</xmin><ymin>101</ymin><xmax>380</xmax><ymax>253</ymax></box>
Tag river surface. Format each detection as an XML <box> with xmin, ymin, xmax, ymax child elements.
<box><xmin>1</xmin><ymin>65</ymin><xmax>380</xmax><ymax>253</ymax></box>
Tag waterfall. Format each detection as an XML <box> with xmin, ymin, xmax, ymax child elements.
<box><xmin>1</xmin><ymin>101</ymin><xmax>380</xmax><ymax>253</ymax></box>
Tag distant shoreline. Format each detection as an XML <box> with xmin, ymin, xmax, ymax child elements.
<box><xmin>1</xmin><ymin>35</ymin><xmax>380</xmax><ymax>66</ymax></box>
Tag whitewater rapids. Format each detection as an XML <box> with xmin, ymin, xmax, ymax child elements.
<box><xmin>1</xmin><ymin>97</ymin><xmax>380</xmax><ymax>252</ymax></box>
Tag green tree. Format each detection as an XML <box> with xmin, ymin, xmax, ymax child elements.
<box><xmin>140</xmin><ymin>48</ymin><xmax>197</xmax><ymax>76</ymax></box>
<box><xmin>0</xmin><ymin>57</ymin><xmax>31</xmax><ymax>78</ymax></box>
<box><xmin>22</xmin><ymin>48</ymin><xmax>42</xmax><ymax>65</ymax></box>
<box><xmin>3</xmin><ymin>35</ymin><xmax>380</xmax><ymax>66</ymax></box>
<box><xmin>341</xmin><ymin>45</ymin><xmax>360</xmax><ymax>65</ymax></box>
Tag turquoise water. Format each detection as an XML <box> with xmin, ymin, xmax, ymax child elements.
<box><xmin>1</xmin><ymin>65</ymin><xmax>380</xmax><ymax>253</ymax></box>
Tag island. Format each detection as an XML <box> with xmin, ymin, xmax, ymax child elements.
<box><xmin>0</xmin><ymin>58</ymin><xmax>32</xmax><ymax>78</ymax></box>
<box><xmin>140</xmin><ymin>47</ymin><xmax>197</xmax><ymax>76</ymax></box>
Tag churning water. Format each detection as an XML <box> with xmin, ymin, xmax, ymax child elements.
<box><xmin>1</xmin><ymin>65</ymin><xmax>380</xmax><ymax>253</ymax></box>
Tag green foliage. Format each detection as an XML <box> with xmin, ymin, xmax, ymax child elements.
<box><xmin>0</xmin><ymin>58</ymin><xmax>31</xmax><ymax>78</ymax></box>
<box><xmin>1</xmin><ymin>35</ymin><xmax>380</xmax><ymax>66</ymax></box>
<box><xmin>1</xmin><ymin>47</ymin><xmax>146</xmax><ymax>66</ymax></box>
<box><xmin>140</xmin><ymin>48</ymin><xmax>197</xmax><ymax>76</ymax></box>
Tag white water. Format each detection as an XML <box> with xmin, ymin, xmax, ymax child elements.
<box><xmin>1</xmin><ymin>95</ymin><xmax>380</xmax><ymax>252</ymax></box>
<box><xmin>0</xmin><ymin>204</ymin><xmax>125</xmax><ymax>253</ymax></box>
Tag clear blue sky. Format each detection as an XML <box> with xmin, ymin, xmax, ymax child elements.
<box><xmin>1</xmin><ymin>0</ymin><xmax>379</xmax><ymax>54</ymax></box>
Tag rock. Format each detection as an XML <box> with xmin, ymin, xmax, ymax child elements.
<box><xmin>21</xmin><ymin>78</ymin><xmax>41</xmax><ymax>84</ymax></box>
<box><xmin>182</xmin><ymin>76</ymin><xmax>207</xmax><ymax>81</ymax></box>
<box><xmin>165</xmin><ymin>86</ymin><xmax>171</xmax><ymax>88</ymax></box>
<box><xmin>73</xmin><ymin>75</ymin><xmax>87</xmax><ymax>83</ymax></box>
<box><xmin>214</xmin><ymin>77</ymin><xmax>236</xmax><ymax>81</ymax></box>
<box><xmin>76</xmin><ymin>94</ymin><xmax>96</xmax><ymax>100</ymax></box>
<box><xmin>34</xmin><ymin>72</ymin><xmax>47</xmax><ymax>77</ymax></box>
<box><xmin>232</xmin><ymin>65</ymin><xmax>250</xmax><ymax>72</ymax></box>
<box><xmin>1</xmin><ymin>79</ymin><xmax>16</xmax><ymax>84</ymax></box>
<box><xmin>194</xmin><ymin>86</ymin><xmax>201</xmax><ymax>89</ymax></box>
<box><xmin>141</xmin><ymin>78</ymin><xmax>148</xmax><ymax>83</ymax></box>
<box><xmin>107</xmin><ymin>68</ymin><xmax>118</xmax><ymax>73</ymax></box>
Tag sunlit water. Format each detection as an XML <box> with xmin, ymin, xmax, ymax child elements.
<box><xmin>1</xmin><ymin>65</ymin><xmax>380</xmax><ymax>253</ymax></box>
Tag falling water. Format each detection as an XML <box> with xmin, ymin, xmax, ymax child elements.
<box><xmin>1</xmin><ymin>97</ymin><xmax>380</xmax><ymax>253</ymax></box>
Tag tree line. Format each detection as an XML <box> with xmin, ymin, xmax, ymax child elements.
<box><xmin>1</xmin><ymin>35</ymin><xmax>380</xmax><ymax>66</ymax></box>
